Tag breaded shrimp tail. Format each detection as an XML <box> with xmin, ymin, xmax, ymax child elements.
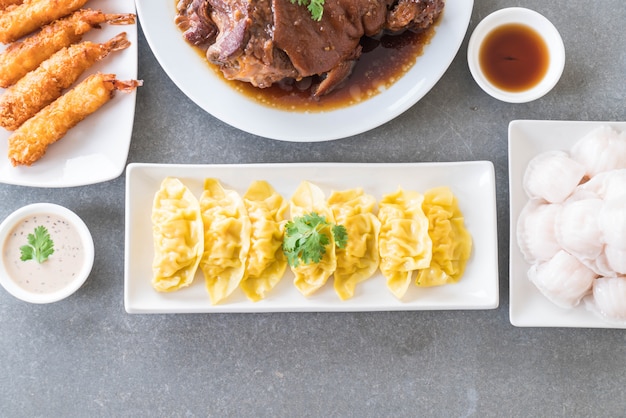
<box><xmin>103</xmin><ymin>12</ymin><xmax>136</xmax><ymax>25</ymax></box>
<box><xmin>0</xmin><ymin>33</ymin><xmax>132</xmax><ymax>131</ymax></box>
<box><xmin>0</xmin><ymin>9</ymin><xmax>136</xmax><ymax>88</ymax></box>
<box><xmin>7</xmin><ymin>73</ymin><xmax>142</xmax><ymax>167</ymax></box>
<box><xmin>0</xmin><ymin>0</ymin><xmax>90</xmax><ymax>44</ymax></box>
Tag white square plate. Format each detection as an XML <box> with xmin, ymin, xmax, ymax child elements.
<box><xmin>0</xmin><ymin>0</ymin><xmax>138</xmax><ymax>187</ymax></box>
<box><xmin>125</xmin><ymin>162</ymin><xmax>499</xmax><ymax>313</ymax></box>
<box><xmin>509</xmin><ymin>119</ymin><xmax>626</xmax><ymax>328</ymax></box>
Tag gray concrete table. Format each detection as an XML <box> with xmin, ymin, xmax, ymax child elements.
<box><xmin>1</xmin><ymin>1</ymin><xmax>624</xmax><ymax>416</ymax></box>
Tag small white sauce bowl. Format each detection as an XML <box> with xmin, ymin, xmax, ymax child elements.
<box><xmin>0</xmin><ymin>203</ymin><xmax>94</xmax><ymax>304</ymax></box>
<box><xmin>467</xmin><ymin>7</ymin><xmax>565</xmax><ymax>103</ymax></box>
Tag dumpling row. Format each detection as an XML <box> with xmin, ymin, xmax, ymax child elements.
<box><xmin>290</xmin><ymin>181</ymin><xmax>382</xmax><ymax>300</ymax></box>
<box><xmin>151</xmin><ymin>178</ymin><xmax>472</xmax><ymax>303</ymax></box>
<box><xmin>152</xmin><ymin>177</ymin><xmax>285</xmax><ymax>305</ymax></box>
<box><xmin>289</xmin><ymin>182</ymin><xmax>472</xmax><ymax>300</ymax></box>
<box><xmin>378</xmin><ymin>186</ymin><xmax>472</xmax><ymax>299</ymax></box>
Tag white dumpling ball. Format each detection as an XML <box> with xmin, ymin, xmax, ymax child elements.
<box><xmin>516</xmin><ymin>199</ymin><xmax>561</xmax><ymax>264</ymax></box>
<box><xmin>523</xmin><ymin>150</ymin><xmax>586</xmax><ymax>203</ymax></box>
<box><xmin>570</xmin><ymin>126</ymin><xmax>626</xmax><ymax>177</ymax></box>
<box><xmin>528</xmin><ymin>250</ymin><xmax>596</xmax><ymax>309</ymax></box>
<box><xmin>555</xmin><ymin>198</ymin><xmax>604</xmax><ymax>262</ymax></box>
<box><xmin>584</xmin><ymin>276</ymin><xmax>626</xmax><ymax>325</ymax></box>
<box><xmin>579</xmin><ymin>250</ymin><xmax>614</xmax><ymax>278</ymax></box>
<box><xmin>604</xmin><ymin>246</ymin><xmax>626</xmax><ymax>276</ymax></box>
<box><xmin>579</xmin><ymin>168</ymin><xmax>626</xmax><ymax>201</ymax></box>
<box><xmin>598</xmin><ymin>195</ymin><xmax>626</xmax><ymax>251</ymax></box>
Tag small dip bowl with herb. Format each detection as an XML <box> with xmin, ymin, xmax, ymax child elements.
<box><xmin>0</xmin><ymin>203</ymin><xmax>94</xmax><ymax>304</ymax></box>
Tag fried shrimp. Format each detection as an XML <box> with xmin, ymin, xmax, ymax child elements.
<box><xmin>0</xmin><ymin>32</ymin><xmax>131</xmax><ymax>131</ymax></box>
<box><xmin>0</xmin><ymin>0</ymin><xmax>90</xmax><ymax>44</ymax></box>
<box><xmin>0</xmin><ymin>9</ymin><xmax>136</xmax><ymax>87</ymax></box>
<box><xmin>0</xmin><ymin>0</ymin><xmax>23</xmax><ymax>11</ymax></box>
<box><xmin>7</xmin><ymin>73</ymin><xmax>141</xmax><ymax>166</ymax></box>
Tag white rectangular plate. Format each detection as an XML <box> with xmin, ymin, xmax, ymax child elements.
<box><xmin>509</xmin><ymin>119</ymin><xmax>626</xmax><ymax>328</ymax></box>
<box><xmin>125</xmin><ymin>162</ymin><xmax>499</xmax><ymax>313</ymax></box>
<box><xmin>0</xmin><ymin>0</ymin><xmax>138</xmax><ymax>187</ymax></box>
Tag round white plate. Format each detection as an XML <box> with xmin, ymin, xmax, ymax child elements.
<box><xmin>136</xmin><ymin>0</ymin><xmax>473</xmax><ymax>142</ymax></box>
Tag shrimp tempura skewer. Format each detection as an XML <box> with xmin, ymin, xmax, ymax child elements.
<box><xmin>0</xmin><ymin>0</ymin><xmax>89</xmax><ymax>44</ymax></box>
<box><xmin>8</xmin><ymin>73</ymin><xmax>142</xmax><ymax>166</ymax></box>
<box><xmin>0</xmin><ymin>0</ymin><xmax>23</xmax><ymax>11</ymax></box>
<box><xmin>0</xmin><ymin>9</ymin><xmax>136</xmax><ymax>87</ymax></box>
<box><xmin>0</xmin><ymin>32</ymin><xmax>131</xmax><ymax>131</ymax></box>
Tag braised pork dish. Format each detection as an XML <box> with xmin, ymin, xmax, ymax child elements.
<box><xmin>175</xmin><ymin>0</ymin><xmax>444</xmax><ymax>97</ymax></box>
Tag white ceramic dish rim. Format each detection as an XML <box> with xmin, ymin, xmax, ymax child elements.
<box><xmin>124</xmin><ymin>161</ymin><xmax>499</xmax><ymax>313</ymax></box>
<box><xmin>508</xmin><ymin>119</ymin><xmax>626</xmax><ymax>328</ymax></box>
<box><xmin>135</xmin><ymin>0</ymin><xmax>473</xmax><ymax>142</ymax></box>
<box><xmin>467</xmin><ymin>7</ymin><xmax>565</xmax><ymax>103</ymax></box>
<box><xmin>0</xmin><ymin>0</ymin><xmax>138</xmax><ymax>188</ymax></box>
<box><xmin>0</xmin><ymin>203</ymin><xmax>95</xmax><ymax>304</ymax></box>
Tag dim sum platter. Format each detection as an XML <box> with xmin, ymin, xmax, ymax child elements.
<box><xmin>124</xmin><ymin>161</ymin><xmax>499</xmax><ymax>313</ymax></box>
<box><xmin>135</xmin><ymin>0</ymin><xmax>473</xmax><ymax>142</ymax></box>
<box><xmin>509</xmin><ymin>119</ymin><xmax>626</xmax><ymax>328</ymax></box>
<box><xmin>0</xmin><ymin>0</ymin><xmax>138</xmax><ymax>188</ymax></box>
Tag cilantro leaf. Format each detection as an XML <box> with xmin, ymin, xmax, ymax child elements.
<box><xmin>19</xmin><ymin>245</ymin><xmax>34</xmax><ymax>261</ymax></box>
<box><xmin>19</xmin><ymin>225</ymin><xmax>54</xmax><ymax>263</ymax></box>
<box><xmin>290</xmin><ymin>0</ymin><xmax>325</xmax><ymax>21</ymax></box>
<box><xmin>332</xmin><ymin>224</ymin><xmax>348</xmax><ymax>249</ymax></box>
<box><xmin>282</xmin><ymin>212</ymin><xmax>347</xmax><ymax>267</ymax></box>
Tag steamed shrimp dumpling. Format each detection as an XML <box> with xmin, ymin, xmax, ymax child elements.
<box><xmin>240</xmin><ymin>181</ymin><xmax>287</xmax><ymax>302</ymax></box>
<box><xmin>199</xmin><ymin>179</ymin><xmax>251</xmax><ymax>304</ymax></box>
<box><xmin>570</xmin><ymin>126</ymin><xmax>626</xmax><ymax>177</ymax></box>
<box><xmin>151</xmin><ymin>177</ymin><xmax>204</xmax><ymax>292</ymax></box>
<box><xmin>578</xmin><ymin>169</ymin><xmax>626</xmax><ymax>201</ymax></box>
<box><xmin>598</xmin><ymin>196</ymin><xmax>626</xmax><ymax>251</ymax></box>
<box><xmin>584</xmin><ymin>276</ymin><xmax>626</xmax><ymax>325</ymax></box>
<box><xmin>289</xmin><ymin>181</ymin><xmax>337</xmax><ymax>296</ymax></box>
<box><xmin>523</xmin><ymin>150</ymin><xmax>585</xmax><ymax>203</ymax></box>
<box><xmin>516</xmin><ymin>199</ymin><xmax>561</xmax><ymax>264</ymax></box>
<box><xmin>416</xmin><ymin>187</ymin><xmax>472</xmax><ymax>287</ymax></box>
<box><xmin>579</xmin><ymin>250</ymin><xmax>614</xmax><ymax>278</ymax></box>
<box><xmin>328</xmin><ymin>188</ymin><xmax>380</xmax><ymax>300</ymax></box>
<box><xmin>528</xmin><ymin>250</ymin><xmax>596</xmax><ymax>309</ymax></box>
<box><xmin>555</xmin><ymin>198</ymin><xmax>604</xmax><ymax>262</ymax></box>
<box><xmin>378</xmin><ymin>187</ymin><xmax>432</xmax><ymax>299</ymax></box>
<box><xmin>604</xmin><ymin>245</ymin><xmax>626</xmax><ymax>275</ymax></box>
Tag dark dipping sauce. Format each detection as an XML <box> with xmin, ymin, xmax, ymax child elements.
<box><xmin>194</xmin><ymin>23</ymin><xmax>439</xmax><ymax>112</ymax></box>
<box><xmin>479</xmin><ymin>23</ymin><xmax>550</xmax><ymax>92</ymax></box>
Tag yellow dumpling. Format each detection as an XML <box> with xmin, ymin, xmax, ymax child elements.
<box><xmin>151</xmin><ymin>177</ymin><xmax>204</xmax><ymax>292</ymax></box>
<box><xmin>240</xmin><ymin>181</ymin><xmax>287</xmax><ymax>302</ymax></box>
<box><xmin>289</xmin><ymin>180</ymin><xmax>337</xmax><ymax>296</ymax></box>
<box><xmin>199</xmin><ymin>178</ymin><xmax>251</xmax><ymax>304</ymax></box>
<box><xmin>416</xmin><ymin>186</ymin><xmax>472</xmax><ymax>287</ymax></box>
<box><xmin>378</xmin><ymin>187</ymin><xmax>432</xmax><ymax>299</ymax></box>
<box><xmin>328</xmin><ymin>188</ymin><xmax>380</xmax><ymax>300</ymax></box>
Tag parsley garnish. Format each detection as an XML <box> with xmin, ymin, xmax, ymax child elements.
<box><xmin>283</xmin><ymin>212</ymin><xmax>347</xmax><ymax>267</ymax></box>
<box><xmin>290</xmin><ymin>0</ymin><xmax>325</xmax><ymax>21</ymax></box>
<box><xmin>20</xmin><ymin>225</ymin><xmax>54</xmax><ymax>263</ymax></box>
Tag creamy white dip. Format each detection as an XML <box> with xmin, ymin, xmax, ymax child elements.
<box><xmin>2</xmin><ymin>214</ymin><xmax>84</xmax><ymax>294</ymax></box>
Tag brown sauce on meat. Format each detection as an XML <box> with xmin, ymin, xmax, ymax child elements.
<box><xmin>479</xmin><ymin>23</ymin><xmax>549</xmax><ymax>92</ymax></box>
<box><xmin>190</xmin><ymin>18</ymin><xmax>439</xmax><ymax>112</ymax></box>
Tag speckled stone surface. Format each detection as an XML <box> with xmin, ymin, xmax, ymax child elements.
<box><xmin>1</xmin><ymin>1</ymin><xmax>625</xmax><ymax>416</ymax></box>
